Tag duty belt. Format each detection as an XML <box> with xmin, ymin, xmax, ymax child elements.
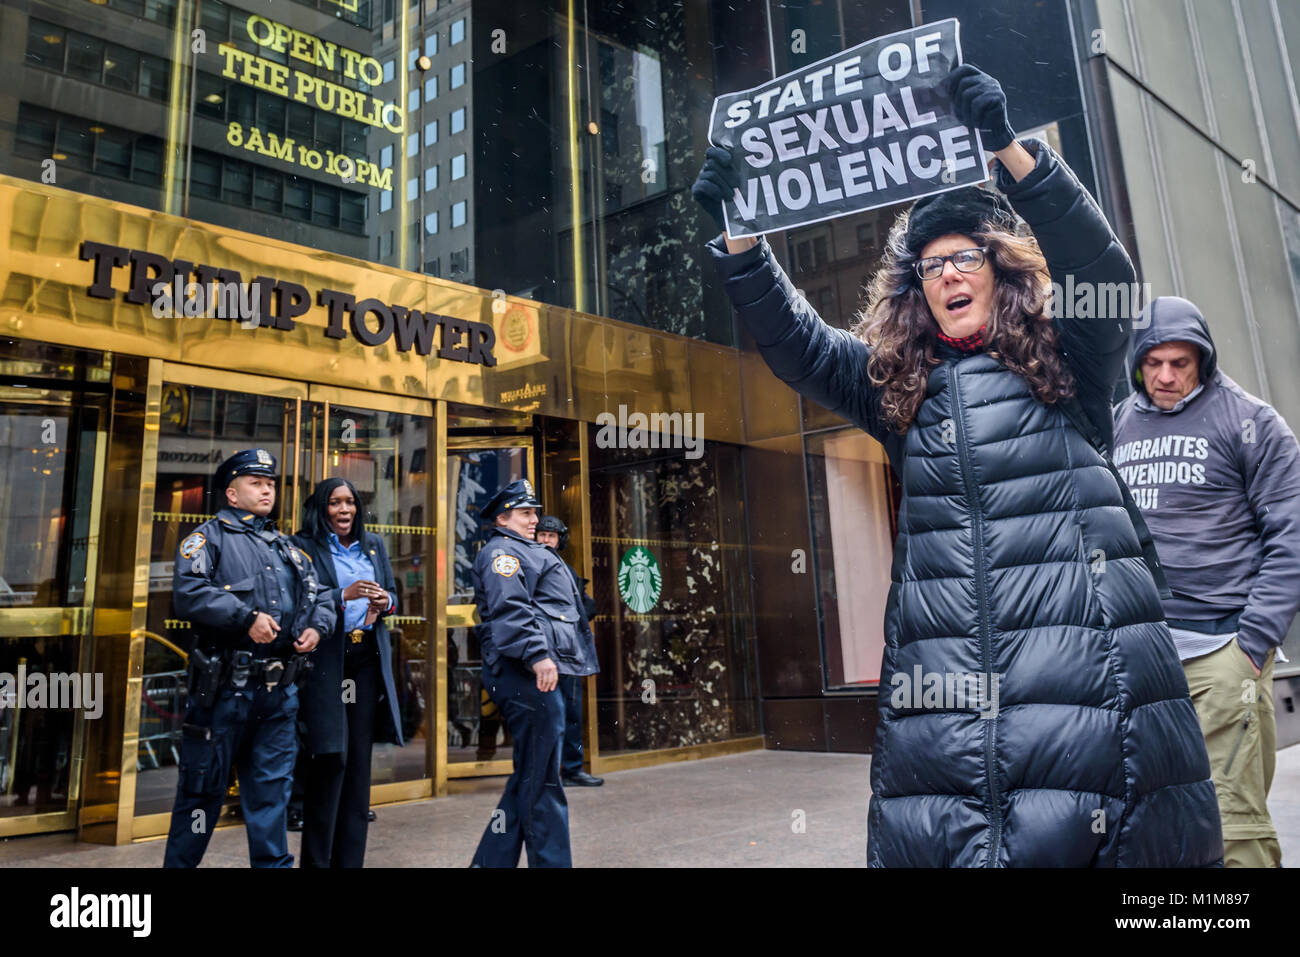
<box><xmin>226</xmin><ymin>650</ymin><xmax>309</xmax><ymax>692</ymax></box>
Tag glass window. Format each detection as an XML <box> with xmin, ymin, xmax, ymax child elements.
<box><xmin>13</xmin><ymin>105</ymin><xmax>56</xmax><ymax>158</ymax></box>
<box><xmin>380</xmin><ymin>189</ymin><xmax>392</xmax><ymax>212</ymax></box>
<box><xmin>383</xmin><ymin>59</ymin><xmax>395</xmax><ymax>83</ymax></box>
<box><xmin>341</xmin><ymin>192</ymin><xmax>366</xmax><ymax>233</ymax></box>
<box><xmin>195</xmin><ymin>73</ymin><xmax>225</xmax><ymax>120</ymax></box>
<box><xmin>284</xmin><ymin>178</ymin><xmax>311</xmax><ymax>221</ymax></box>
<box><xmin>199</xmin><ymin>0</ymin><xmax>230</xmax><ymax>42</ymax></box>
<box><xmin>316</xmin><ymin>112</ymin><xmax>341</xmax><ymax>151</ymax></box>
<box><xmin>450</xmin><ymin>17</ymin><xmax>465</xmax><ymax>44</ymax></box>
<box><xmin>56</xmin><ymin>117</ymin><xmax>93</xmax><ymax>167</ymax></box>
<box><xmin>407</xmin><ymin>177</ymin><xmax>418</xmax><ymax>201</ymax></box>
<box><xmin>451</xmin><ymin>200</ymin><xmax>466</xmax><ymax>227</ymax></box>
<box><xmin>450</xmin><ymin>107</ymin><xmax>465</xmax><ymax>134</ymax></box>
<box><xmin>138</xmin><ymin>55</ymin><xmax>170</xmax><ymax>101</ymax></box>
<box><xmin>424</xmin><ymin>165</ymin><xmax>438</xmax><ymax>191</ymax></box>
<box><xmin>380</xmin><ymin>144</ymin><xmax>393</xmax><ymax>168</ymax></box>
<box><xmin>25</xmin><ymin>20</ymin><xmax>65</xmax><ymax>71</ymax></box>
<box><xmin>312</xmin><ymin>184</ymin><xmax>339</xmax><ymax>227</ymax></box>
<box><xmin>408</xmin><ymin>48</ymin><xmax>420</xmax><ymax>72</ymax></box>
<box><xmin>253</xmin><ymin>169</ymin><xmax>282</xmax><ymax>214</ymax></box>
<box><xmin>93</xmin><ymin>127</ymin><xmax>132</xmax><ymax>179</ymax></box>
<box><xmin>66</xmin><ymin>32</ymin><xmax>105</xmax><ymax>83</ymax></box>
<box><xmin>408</xmin><ymin>88</ymin><xmax>419</xmax><ymax>112</ymax></box>
<box><xmin>424</xmin><ymin>75</ymin><xmax>438</xmax><ymax>100</ymax></box>
<box><xmin>143</xmin><ymin>0</ymin><xmax>177</xmax><ymax>27</ymax></box>
<box><xmin>425</xmin><ymin>211</ymin><xmax>438</xmax><ymax>234</ymax></box>
<box><xmin>221</xmin><ymin>159</ymin><xmax>253</xmax><ymax>206</ymax></box>
<box><xmin>450</xmin><ymin>153</ymin><xmax>465</xmax><ymax>180</ymax></box>
<box><xmin>132</xmin><ymin>136</ymin><xmax>164</xmax><ymax>184</ymax></box>
<box><xmin>189</xmin><ymin>152</ymin><xmax>221</xmax><ymax>199</ymax></box>
<box><xmin>407</xmin><ymin>132</ymin><xmax>418</xmax><ymax>157</ymax></box>
<box><xmin>450</xmin><ymin>62</ymin><xmax>465</xmax><ymax>89</ymax></box>
<box><xmin>424</xmin><ymin>120</ymin><xmax>438</xmax><ymax>146</ymax></box>
<box><xmin>259</xmin><ymin>96</ymin><xmax>287</xmax><ymax>137</ymax></box>
<box><xmin>102</xmin><ymin>44</ymin><xmax>140</xmax><ymax>94</ymax></box>
<box><xmin>424</xmin><ymin>33</ymin><xmax>438</xmax><ymax>57</ymax></box>
<box><xmin>287</xmin><ymin>102</ymin><xmax>314</xmax><ymax>142</ymax></box>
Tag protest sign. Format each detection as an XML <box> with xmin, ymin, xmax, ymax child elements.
<box><xmin>707</xmin><ymin>18</ymin><xmax>987</xmax><ymax>238</ymax></box>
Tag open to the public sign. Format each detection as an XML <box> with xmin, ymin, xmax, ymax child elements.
<box><xmin>708</xmin><ymin>18</ymin><xmax>988</xmax><ymax>239</ymax></box>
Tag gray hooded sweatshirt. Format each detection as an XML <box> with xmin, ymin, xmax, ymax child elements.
<box><xmin>1113</xmin><ymin>296</ymin><xmax>1300</xmax><ymax>668</ymax></box>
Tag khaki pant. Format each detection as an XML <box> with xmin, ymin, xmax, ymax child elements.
<box><xmin>1183</xmin><ymin>639</ymin><xmax>1281</xmax><ymax>868</ymax></box>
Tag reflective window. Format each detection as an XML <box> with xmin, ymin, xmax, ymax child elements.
<box><xmin>424</xmin><ymin>33</ymin><xmax>437</xmax><ymax>57</ymax></box>
<box><xmin>451</xmin><ymin>200</ymin><xmax>465</xmax><ymax>227</ymax></box>
<box><xmin>424</xmin><ymin>164</ymin><xmax>437</xmax><ymax>191</ymax></box>
<box><xmin>424</xmin><ymin>119</ymin><xmax>438</xmax><ymax>146</ymax></box>
<box><xmin>406</xmin><ymin>177</ymin><xmax>418</xmax><ymax>201</ymax></box>
<box><xmin>450</xmin><ymin>107</ymin><xmax>464</xmax><ymax>135</ymax></box>
<box><xmin>424</xmin><ymin>75</ymin><xmax>438</xmax><ymax>100</ymax></box>
<box><xmin>450</xmin><ymin>62</ymin><xmax>464</xmax><ymax>89</ymax></box>
<box><xmin>425</xmin><ymin>211</ymin><xmax>438</xmax><ymax>234</ymax></box>
<box><xmin>450</xmin><ymin>153</ymin><xmax>465</xmax><ymax>180</ymax></box>
<box><xmin>450</xmin><ymin>17</ymin><xmax>464</xmax><ymax>45</ymax></box>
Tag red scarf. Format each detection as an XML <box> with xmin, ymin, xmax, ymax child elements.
<box><xmin>936</xmin><ymin>324</ymin><xmax>987</xmax><ymax>352</ymax></box>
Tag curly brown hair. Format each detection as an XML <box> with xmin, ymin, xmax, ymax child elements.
<box><xmin>851</xmin><ymin>213</ymin><xmax>1076</xmax><ymax>434</ymax></box>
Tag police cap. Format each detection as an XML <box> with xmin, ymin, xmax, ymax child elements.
<box><xmin>482</xmin><ymin>478</ymin><xmax>543</xmax><ymax>523</ymax></box>
<box><xmin>214</xmin><ymin>448</ymin><xmax>279</xmax><ymax>492</ymax></box>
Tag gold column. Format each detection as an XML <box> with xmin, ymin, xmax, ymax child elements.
<box><xmin>79</xmin><ymin>356</ymin><xmax>161</xmax><ymax>844</ymax></box>
<box><xmin>432</xmin><ymin>399</ymin><xmax>448</xmax><ymax>796</ymax></box>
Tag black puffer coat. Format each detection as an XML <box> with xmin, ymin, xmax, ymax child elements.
<box><xmin>710</xmin><ymin>142</ymin><xmax>1222</xmax><ymax>867</ymax></box>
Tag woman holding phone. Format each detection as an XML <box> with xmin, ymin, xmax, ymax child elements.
<box><xmin>293</xmin><ymin>477</ymin><xmax>404</xmax><ymax>867</ymax></box>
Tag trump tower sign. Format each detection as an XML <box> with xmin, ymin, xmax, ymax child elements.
<box><xmin>708</xmin><ymin>19</ymin><xmax>988</xmax><ymax>238</ymax></box>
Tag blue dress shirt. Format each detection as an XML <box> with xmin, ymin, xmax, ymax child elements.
<box><xmin>328</xmin><ymin>532</ymin><xmax>395</xmax><ymax>632</ymax></box>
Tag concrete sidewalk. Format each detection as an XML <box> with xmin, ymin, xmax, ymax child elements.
<box><xmin>3</xmin><ymin>744</ymin><xmax>1299</xmax><ymax>867</ymax></box>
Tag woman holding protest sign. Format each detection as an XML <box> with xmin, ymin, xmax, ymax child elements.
<box><xmin>693</xmin><ymin>64</ymin><xmax>1221</xmax><ymax>867</ymax></box>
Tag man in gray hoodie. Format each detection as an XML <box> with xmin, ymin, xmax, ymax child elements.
<box><xmin>1113</xmin><ymin>296</ymin><xmax>1300</xmax><ymax>867</ymax></box>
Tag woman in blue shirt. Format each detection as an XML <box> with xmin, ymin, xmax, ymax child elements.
<box><xmin>292</xmin><ymin>477</ymin><xmax>405</xmax><ymax>867</ymax></box>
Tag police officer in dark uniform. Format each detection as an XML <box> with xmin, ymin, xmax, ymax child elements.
<box><xmin>163</xmin><ymin>448</ymin><xmax>335</xmax><ymax>868</ymax></box>
<box><xmin>534</xmin><ymin>515</ymin><xmax>603</xmax><ymax>787</ymax></box>
<box><xmin>469</xmin><ymin>479</ymin><xmax>599</xmax><ymax>868</ymax></box>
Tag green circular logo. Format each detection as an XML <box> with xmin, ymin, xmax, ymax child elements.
<box><xmin>617</xmin><ymin>546</ymin><xmax>662</xmax><ymax>614</ymax></box>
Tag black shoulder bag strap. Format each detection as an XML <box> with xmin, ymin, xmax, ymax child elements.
<box><xmin>1057</xmin><ymin>395</ymin><xmax>1173</xmax><ymax>600</ymax></box>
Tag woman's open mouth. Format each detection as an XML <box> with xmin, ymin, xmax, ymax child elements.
<box><xmin>946</xmin><ymin>295</ymin><xmax>973</xmax><ymax>314</ymax></box>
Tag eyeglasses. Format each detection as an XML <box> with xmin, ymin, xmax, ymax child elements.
<box><xmin>914</xmin><ymin>247</ymin><xmax>988</xmax><ymax>282</ymax></box>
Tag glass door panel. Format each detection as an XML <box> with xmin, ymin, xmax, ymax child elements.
<box><xmin>0</xmin><ymin>344</ymin><xmax>110</xmax><ymax>829</ymax></box>
<box><xmin>135</xmin><ymin>377</ymin><xmax>300</xmax><ymax>817</ymax></box>
<box><xmin>444</xmin><ymin>442</ymin><xmax>531</xmax><ymax>771</ymax></box>
<box><xmin>305</xmin><ymin>402</ymin><xmax>435</xmax><ymax>786</ymax></box>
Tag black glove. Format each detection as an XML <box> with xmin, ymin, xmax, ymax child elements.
<box><xmin>945</xmin><ymin>64</ymin><xmax>1016</xmax><ymax>152</ymax></box>
<box><xmin>691</xmin><ymin>145</ymin><xmax>742</xmax><ymax>234</ymax></box>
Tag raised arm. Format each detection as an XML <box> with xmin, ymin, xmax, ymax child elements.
<box><xmin>707</xmin><ymin>233</ymin><xmax>888</xmax><ymax>443</ymax></box>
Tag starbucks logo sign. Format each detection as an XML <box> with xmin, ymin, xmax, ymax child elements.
<box><xmin>617</xmin><ymin>546</ymin><xmax>662</xmax><ymax>614</ymax></box>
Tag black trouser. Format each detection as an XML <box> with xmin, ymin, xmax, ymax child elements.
<box><xmin>300</xmin><ymin>642</ymin><xmax>380</xmax><ymax>868</ymax></box>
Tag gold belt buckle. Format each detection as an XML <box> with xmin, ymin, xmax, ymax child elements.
<box><xmin>349</xmin><ymin>629</ymin><xmax>365</xmax><ymax>644</ymax></box>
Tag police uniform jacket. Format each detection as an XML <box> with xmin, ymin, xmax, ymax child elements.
<box><xmin>472</xmin><ymin>527</ymin><xmax>599</xmax><ymax>677</ymax></box>
<box><xmin>174</xmin><ymin>508</ymin><xmax>336</xmax><ymax>657</ymax></box>
<box><xmin>291</xmin><ymin>530</ymin><xmax>405</xmax><ymax>754</ymax></box>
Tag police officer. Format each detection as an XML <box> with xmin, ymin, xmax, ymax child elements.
<box><xmin>534</xmin><ymin>515</ymin><xmax>603</xmax><ymax>788</ymax></box>
<box><xmin>470</xmin><ymin>479</ymin><xmax>599</xmax><ymax>868</ymax></box>
<box><xmin>163</xmin><ymin>448</ymin><xmax>335</xmax><ymax>868</ymax></box>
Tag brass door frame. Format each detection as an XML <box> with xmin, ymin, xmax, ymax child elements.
<box><xmin>0</xmin><ymin>380</ymin><xmax>110</xmax><ymax>839</ymax></box>
<box><xmin>442</xmin><ymin>431</ymin><xmax>537</xmax><ymax>780</ymax></box>
<box><xmin>123</xmin><ymin>368</ymin><xmax>445</xmax><ymax>840</ymax></box>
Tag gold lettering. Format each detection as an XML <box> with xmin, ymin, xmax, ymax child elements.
<box><xmin>264</xmin><ymin>131</ymin><xmax>294</xmax><ymax>162</ymax></box>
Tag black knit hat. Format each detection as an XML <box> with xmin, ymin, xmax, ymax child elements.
<box><xmin>905</xmin><ymin>186</ymin><xmax>1019</xmax><ymax>257</ymax></box>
